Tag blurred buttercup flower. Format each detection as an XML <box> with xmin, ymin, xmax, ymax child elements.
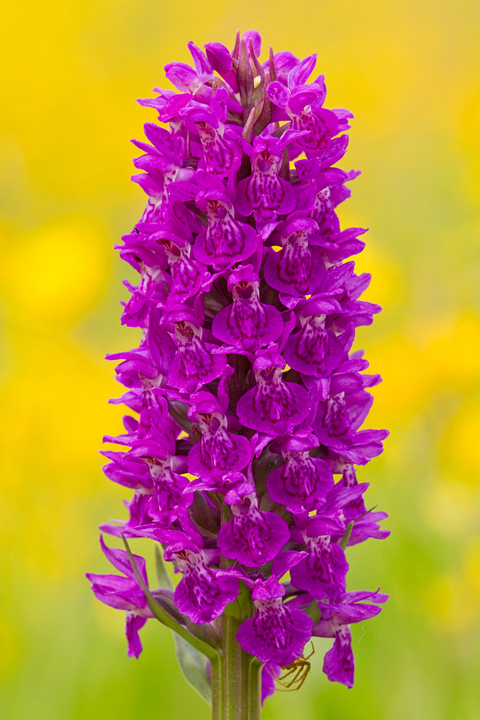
<box><xmin>87</xmin><ymin>29</ymin><xmax>389</xmax><ymax>717</ymax></box>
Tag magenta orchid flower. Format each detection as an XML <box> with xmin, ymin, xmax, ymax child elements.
<box><xmin>87</xmin><ymin>29</ymin><xmax>389</xmax><ymax>717</ymax></box>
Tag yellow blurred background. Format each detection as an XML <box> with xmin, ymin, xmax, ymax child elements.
<box><xmin>1</xmin><ymin>1</ymin><xmax>479</xmax><ymax>718</ymax></box>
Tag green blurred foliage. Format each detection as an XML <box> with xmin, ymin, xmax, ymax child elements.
<box><xmin>1</xmin><ymin>0</ymin><xmax>480</xmax><ymax>718</ymax></box>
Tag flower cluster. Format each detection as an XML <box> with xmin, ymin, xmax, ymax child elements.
<box><xmin>88</xmin><ymin>30</ymin><xmax>389</xmax><ymax>695</ymax></box>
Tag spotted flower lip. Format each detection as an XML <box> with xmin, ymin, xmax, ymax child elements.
<box><xmin>193</xmin><ymin>187</ymin><xmax>258</xmax><ymax>270</ymax></box>
<box><xmin>283</xmin><ymin>298</ymin><xmax>345</xmax><ymax>377</ymax></box>
<box><xmin>234</xmin><ymin>134</ymin><xmax>303</xmax><ymax>223</ymax></box>
<box><xmin>164</xmin><ymin>539</ymin><xmax>240</xmax><ymax>624</ymax></box>
<box><xmin>217</xmin><ymin>482</ymin><xmax>290</xmax><ymax>567</ymax></box>
<box><xmin>263</xmin><ymin>216</ymin><xmax>327</xmax><ymax>297</ymax></box>
<box><xmin>233</xmin><ymin>561</ymin><xmax>314</xmax><ymax>665</ymax></box>
<box><xmin>183</xmin><ymin>96</ymin><xmax>243</xmax><ymax>184</ymax></box>
<box><xmin>289</xmin><ymin>530</ymin><xmax>349</xmax><ymax>600</ymax></box>
<box><xmin>236</xmin><ymin>350</ymin><xmax>312</xmax><ymax>435</ymax></box>
<box><xmin>266</xmin><ymin>432</ymin><xmax>334</xmax><ymax>512</ymax></box>
<box><xmin>187</xmin><ymin>391</ymin><xmax>253</xmax><ymax>478</ymax></box>
<box><xmin>211</xmin><ymin>264</ymin><xmax>284</xmax><ymax>351</ymax></box>
<box><xmin>90</xmin><ymin>29</ymin><xmax>389</xmax><ymax>698</ymax></box>
<box><xmin>236</xmin><ymin>592</ymin><xmax>313</xmax><ymax>666</ymax></box>
<box><xmin>166</xmin><ymin>310</ymin><xmax>227</xmax><ymax>392</ymax></box>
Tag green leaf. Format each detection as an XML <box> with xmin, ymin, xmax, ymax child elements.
<box><xmin>238</xmin><ymin>39</ymin><xmax>254</xmax><ymax>119</ymax></box>
<box><xmin>173</xmin><ymin>634</ymin><xmax>212</xmax><ymax>705</ymax></box>
<box><xmin>191</xmin><ymin>422</ymin><xmax>202</xmax><ymax>443</ymax></box>
<box><xmin>339</xmin><ymin>521</ymin><xmax>354</xmax><ymax>551</ymax></box>
<box><xmin>305</xmin><ymin>599</ymin><xmax>321</xmax><ymax>625</ymax></box>
<box><xmin>154</xmin><ymin>543</ymin><xmax>174</xmax><ymax>591</ymax></box>
<box><xmin>189</xmin><ymin>492</ymin><xmax>221</xmax><ymax>538</ymax></box>
<box><xmin>167</xmin><ymin>400</ymin><xmax>192</xmax><ymax>433</ymax></box>
<box><xmin>151</xmin><ymin>590</ymin><xmax>186</xmax><ymax>625</ymax></box>
<box><xmin>184</xmin><ymin>616</ymin><xmax>220</xmax><ymax>649</ymax></box>
<box><xmin>223</xmin><ymin>580</ymin><xmax>252</xmax><ymax>621</ymax></box>
<box><xmin>268</xmin><ymin>46</ymin><xmax>277</xmax><ymax>82</ymax></box>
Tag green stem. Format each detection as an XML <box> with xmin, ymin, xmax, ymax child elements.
<box><xmin>240</xmin><ymin>647</ymin><xmax>251</xmax><ymax>718</ymax></box>
<box><xmin>222</xmin><ymin>614</ymin><xmax>243</xmax><ymax>719</ymax></box>
<box><xmin>211</xmin><ymin>655</ymin><xmax>223</xmax><ymax>720</ymax></box>
<box><xmin>212</xmin><ymin>615</ymin><xmax>262</xmax><ymax>720</ymax></box>
<box><xmin>248</xmin><ymin>658</ymin><xmax>262</xmax><ymax>720</ymax></box>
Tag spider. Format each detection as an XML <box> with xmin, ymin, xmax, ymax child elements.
<box><xmin>273</xmin><ymin>642</ymin><xmax>315</xmax><ymax>692</ymax></box>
